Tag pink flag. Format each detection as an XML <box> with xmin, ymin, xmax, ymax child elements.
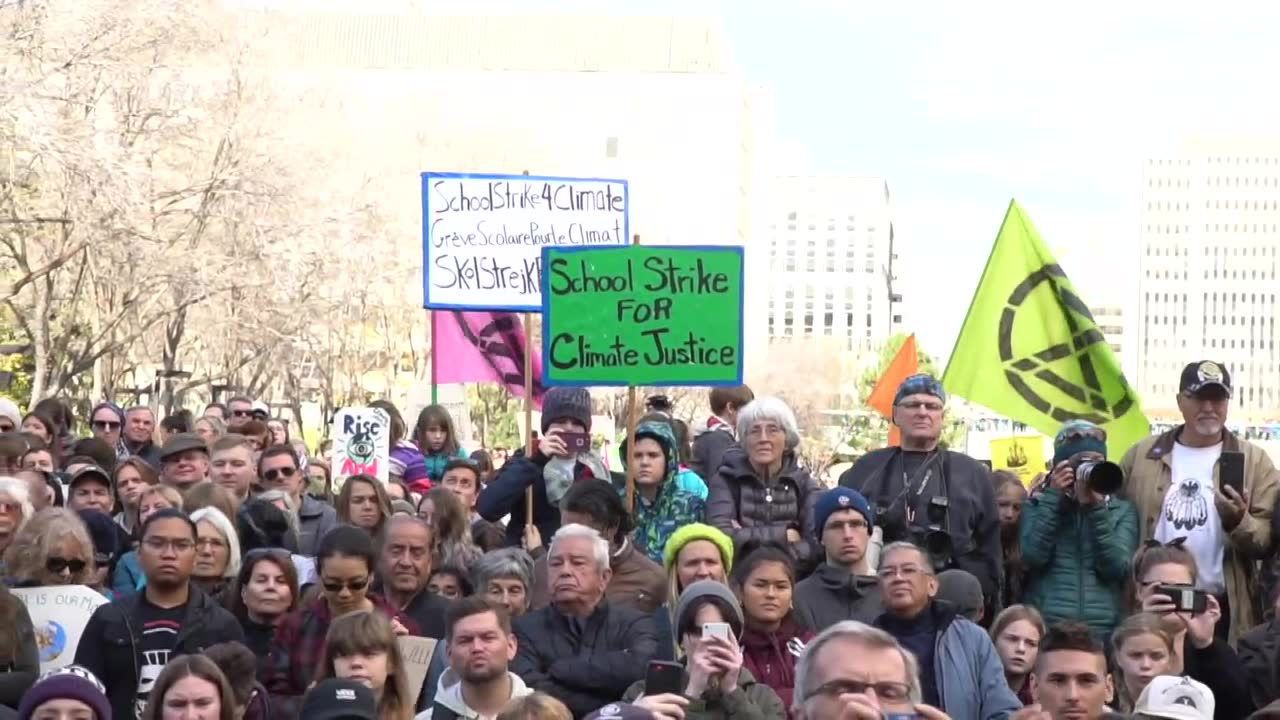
<box><xmin>432</xmin><ymin>311</ymin><xmax>544</xmax><ymax>407</ymax></box>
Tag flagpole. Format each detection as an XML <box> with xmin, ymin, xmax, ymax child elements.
<box><xmin>624</xmin><ymin>234</ymin><xmax>641</xmax><ymax>513</ymax></box>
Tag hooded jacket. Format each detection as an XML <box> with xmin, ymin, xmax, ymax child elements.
<box><xmin>738</xmin><ymin>615</ymin><xmax>813</xmax><ymax>712</ymax></box>
<box><xmin>706</xmin><ymin>448</ymin><xmax>822</xmax><ymax>566</ymax></box>
<box><xmin>418</xmin><ymin>668</ymin><xmax>533</xmax><ymax>720</ymax></box>
<box><xmin>296</xmin><ymin>493</ymin><xmax>340</xmax><ymax>557</ymax></box>
<box><xmin>792</xmin><ymin>564</ymin><xmax>883</xmax><ymax>630</ymax></box>
<box><xmin>74</xmin><ymin>585</ymin><xmax>245</xmax><ymax>720</ymax></box>
<box><xmin>1020</xmin><ymin>486</ymin><xmax>1138</xmax><ymax>637</ymax></box>
<box><xmin>625</xmin><ymin>421</ymin><xmax>708</xmax><ymax>563</ymax></box>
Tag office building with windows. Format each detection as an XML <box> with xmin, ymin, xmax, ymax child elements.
<box><xmin>1137</xmin><ymin>143</ymin><xmax>1280</xmax><ymax>421</ymax></box>
<box><xmin>766</xmin><ymin>176</ymin><xmax>900</xmax><ymax>354</ymax></box>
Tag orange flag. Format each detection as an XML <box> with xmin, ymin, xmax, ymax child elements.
<box><xmin>867</xmin><ymin>334</ymin><xmax>919</xmax><ymax>447</ymax></box>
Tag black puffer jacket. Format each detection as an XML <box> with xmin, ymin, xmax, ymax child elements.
<box><xmin>511</xmin><ymin>601</ymin><xmax>658</xmax><ymax>719</ymax></box>
<box><xmin>75</xmin><ymin>587</ymin><xmax>245</xmax><ymax>720</ymax></box>
<box><xmin>793</xmin><ymin>564</ymin><xmax>883</xmax><ymax>630</ymax></box>
<box><xmin>706</xmin><ymin>447</ymin><xmax>822</xmax><ymax>565</ymax></box>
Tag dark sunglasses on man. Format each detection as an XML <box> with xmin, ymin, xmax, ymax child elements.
<box><xmin>263</xmin><ymin>467</ymin><xmax>296</xmax><ymax>482</ymax></box>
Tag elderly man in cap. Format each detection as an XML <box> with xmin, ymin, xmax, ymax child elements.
<box><xmin>159</xmin><ymin>432</ymin><xmax>210</xmax><ymax>492</ymax></box>
<box><xmin>1120</xmin><ymin>360</ymin><xmax>1280</xmax><ymax>644</ymax></box>
<box><xmin>793</xmin><ymin>486</ymin><xmax>883</xmax><ymax>629</ymax></box>
<box><xmin>839</xmin><ymin>373</ymin><xmax>1003</xmax><ymax>617</ymax></box>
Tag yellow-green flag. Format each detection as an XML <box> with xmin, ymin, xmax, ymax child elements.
<box><xmin>943</xmin><ymin>200</ymin><xmax>1149</xmax><ymax>459</ymax></box>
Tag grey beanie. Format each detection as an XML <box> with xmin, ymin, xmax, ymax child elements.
<box><xmin>541</xmin><ymin>387</ymin><xmax>593</xmax><ymax>433</ymax></box>
<box><xmin>936</xmin><ymin>569</ymin><xmax>984</xmax><ymax>622</ymax></box>
<box><xmin>674</xmin><ymin>579</ymin><xmax>744</xmax><ymax>639</ymax></box>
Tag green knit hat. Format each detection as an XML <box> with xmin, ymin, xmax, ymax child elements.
<box><xmin>663</xmin><ymin>523</ymin><xmax>734</xmax><ymax>574</ymax></box>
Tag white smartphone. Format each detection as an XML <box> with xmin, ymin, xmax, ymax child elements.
<box><xmin>702</xmin><ymin>622</ymin><xmax>732</xmax><ymax>641</ymax></box>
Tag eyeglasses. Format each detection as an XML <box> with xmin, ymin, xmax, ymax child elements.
<box><xmin>46</xmin><ymin>557</ymin><xmax>87</xmax><ymax>574</ymax></box>
<box><xmin>878</xmin><ymin>565</ymin><xmax>928</xmax><ymax>580</ymax></box>
<box><xmin>142</xmin><ymin>537</ymin><xmax>197</xmax><ymax>553</ymax></box>
<box><xmin>747</xmin><ymin>424</ymin><xmax>784</xmax><ymax>438</ymax></box>
<box><xmin>196</xmin><ymin>537</ymin><xmax>227</xmax><ymax>550</ymax></box>
<box><xmin>895</xmin><ymin>401</ymin><xmax>944</xmax><ymax>412</ymax></box>
<box><xmin>263</xmin><ymin>467</ymin><xmax>297</xmax><ymax>482</ymax></box>
<box><xmin>322</xmin><ymin>577</ymin><xmax>369</xmax><ymax>593</ymax></box>
<box><xmin>230</xmin><ymin>409</ymin><xmax>252</xmax><ymax>418</ymax></box>
<box><xmin>804</xmin><ymin>679</ymin><xmax>911</xmax><ymax>703</ymax></box>
<box><xmin>92</xmin><ymin>420</ymin><xmax>121</xmax><ymax>430</ymax></box>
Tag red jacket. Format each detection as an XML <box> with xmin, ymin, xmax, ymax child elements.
<box><xmin>740</xmin><ymin>615</ymin><xmax>814</xmax><ymax>713</ymax></box>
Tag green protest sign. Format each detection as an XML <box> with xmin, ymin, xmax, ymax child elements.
<box><xmin>540</xmin><ymin>245</ymin><xmax>744</xmax><ymax>386</ymax></box>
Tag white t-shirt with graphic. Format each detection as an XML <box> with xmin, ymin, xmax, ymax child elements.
<box><xmin>1154</xmin><ymin>441</ymin><xmax>1225</xmax><ymax>594</ymax></box>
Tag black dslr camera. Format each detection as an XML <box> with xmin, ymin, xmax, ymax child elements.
<box><xmin>909</xmin><ymin>496</ymin><xmax>953</xmax><ymax>569</ymax></box>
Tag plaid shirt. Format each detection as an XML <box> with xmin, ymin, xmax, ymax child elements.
<box><xmin>261</xmin><ymin>593</ymin><xmax>418</xmax><ymax>717</ymax></box>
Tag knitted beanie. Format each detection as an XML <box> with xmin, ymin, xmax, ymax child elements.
<box><xmin>663</xmin><ymin>523</ymin><xmax>734</xmax><ymax>574</ymax></box>
<box><xmin>18</xmin><ymin>665</ymin><xmax>110</xmax><ymax>720</ymax></box>
<box><xmin>674</xmin><ymin>579</ymin><xmax>745</xmax><ymax>638</ymax></box>
<box><xmin>541</xmin><ymin>388</ymin><xmax>592</xmax><ymax>433</ymax></box>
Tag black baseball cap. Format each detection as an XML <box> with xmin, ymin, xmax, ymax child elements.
<box><xmin>1179</xmin><ymin>361</ymin><xmax>1232</xmax><ymax>397</ymax></box>
<box><xmin>300</xmin><ymin>679</ymin><xmax>377</xmax><ymax>720</ymax></box>
<box><xmin>68</xmin><ymin>465</ymin><xmax>111</xmax><ymax>490</ymax></box>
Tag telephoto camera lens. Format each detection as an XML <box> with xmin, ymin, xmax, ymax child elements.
<box><xmin>1076</xmin><ymin>460</ymin><xmax>1124</xmax><ymax>495</ymax></box>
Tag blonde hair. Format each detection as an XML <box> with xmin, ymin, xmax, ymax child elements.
<box><xmin>136</xmin><ymin>485</ymin><xmax>184</xmax><ymax>527</ymax></box>
<box><xmin>317</xmin><ymin>610</ymin><xmax>411</xmax><ymax>720</ymax></box>
<box><xmin>496</xmin><ymin>692</ymin><xmax>573</xmax><ymax>720</ymax></box>
<box><xmin>1111</xmin><ymin>613</ymin><xmax>1176</xmax><ymax>712</ymax></box>
<box><xmin>3</xmin><ymin>507</ymin><xmax>95</xmax><ymax>585</ymax></box>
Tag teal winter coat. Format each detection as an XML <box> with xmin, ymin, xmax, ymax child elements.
<box><xmin>1020</xmin><ymin>487</ymin><xmax>1139</xmax><ymax>637</ymax></box>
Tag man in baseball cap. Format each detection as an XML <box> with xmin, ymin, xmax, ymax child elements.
<box><xmin>1118</xmin><ymin>358</ymin><xmax>1279</xmax><ymax>644</ymax></box>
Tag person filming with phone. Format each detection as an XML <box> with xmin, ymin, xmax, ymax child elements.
<box><xmin>477</xmin><ymin>387</ymin><xmax>611</xmax><ymax>551</ymax></box>
<box><xmin>1021</xmin><ymin>421</ymin><xmax>1138</xmax><ymax>639</ymax></box>
<box><xmin>1119</xmin><ymin>360</ymin><xmax>1280</xmax><ymax>644</ymax></box>
<box><xmin>622</xmin><ymin>580</ymin><xmax>786</xmax><ymax>720</ymax></box>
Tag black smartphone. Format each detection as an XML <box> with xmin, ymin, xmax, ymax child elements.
<box><xmin>645</xmin><ymin>660</ymin><xmax>684</xmax><ymax>696</ymax></box>
<box><xmin>560</xmin><ymin>431</ymin><xmax>591</xmax><ymax>454</ymax></box>
<box><xmin>1155</xmin><ymin>583</ymin><xmax>1209</xmax><ymax>614</ymax></box>
<box><xmin>1220</xmin><ymin>450</ymin><xmax>1245</xmax><ymax>497</ymax></box>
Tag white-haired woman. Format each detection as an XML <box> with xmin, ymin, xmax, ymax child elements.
<box><xmin>706</xmin><ymin>396</ymin><xmax>822</xmax><ymax>566</ymax></box>
<box><xmin>190</xmin><ymin>507</ymin><xmax>242</xmax><ymax>603</ymax></box>
<box><xmin>0</xmin><ymin>477</ymin><xmax>33</xmax><ymax>569</ymax></box>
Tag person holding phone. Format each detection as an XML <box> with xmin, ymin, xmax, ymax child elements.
<box><xmin>1132</xmin><ymin>540</ymin><xmax>1252</xmax><ymax>719</ymax></box>
<box><xmin>477</xmin><ymin>387</ymin><xmax>610</xmax><ymax>551</ymax></box>
<box><xmin>623</xmin><ymin>580</ymin><xmax>786</xmax><ymax>720</ymax></box>
<box><xmin>1119</xmin><ymin>360</ymin><xmax>1280</xmax><ymax>644</ymax></box>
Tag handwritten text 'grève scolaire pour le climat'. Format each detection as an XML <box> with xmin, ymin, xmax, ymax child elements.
<box><xmin>428</xmin><ymin>179</ymin><xmax>626</xmax><ymax>294</ymax></box>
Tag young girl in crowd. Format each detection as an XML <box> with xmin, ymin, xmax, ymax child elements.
<box><xmin>371</xmin><ymin>400</ymin><xmax>428</xmax><ymax>493</ymax></box>
<box><xmin>989</xmin><ymin>604</ymin><xmax>1045</xmax><ymax>706</ymax></box>
<box><xmin>1111</xmin><ymin>612</ymin><xmax>1175</xmax><ymax>712</ymax></box>
<box><xmin>992</xmin><ymin>470</ymin><xmax>1026</xmax><ymax>608</ymax></box>
<box><xmin>731</xmin><ymin>543</ymin><xmax>813</xmax><ymax>712</ymax></box>
<box><xmin>1133</xmin><ymin>541</ymin><xmax>1252</xmax><ymax>719</ymax></box>
<box><xmin>337</xmin><ymin>474</ymin><xmax>393</xmax><ymax>538</ymax></box>
<box><xmin>112</xmin><ymin>458</ymin><xmax>158</xmax><ymax>536</ymax></box>
<box><xmin>420</xmin><ymin>488</ymin><xmax>481</xmax><ymax>571</ymax></box>
<box><xmin>316</xmin><ymin>610</ymin><xmax>412</xmax><ymax>720</ymax></box>
<box><xmin>141</xmin><ymin>654</ymin><xmax>236</xmax><ymax>720</ymax></box>
<box><xmin>413</xmin><ymin>405</ymin><xmax>467</xmax><ymax>493</ymax></box>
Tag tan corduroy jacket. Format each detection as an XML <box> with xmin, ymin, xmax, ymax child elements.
<box><xmin>1119</xmin><ymin>426</ymin><xmax>1280</xmax><ymax>643</ymax></box>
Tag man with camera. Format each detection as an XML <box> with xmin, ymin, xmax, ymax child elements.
<box><xmin>1021</xmin><ymin>421</ymin><xmax>1138</xmax><ymax>639</ymax></box>
<box><xmin>1119</xmin><ymin>360</ymin><xmax>1280</xmax><ymax>644</ymax></box>
<box><xmin>839</xmin><ymin>374</ymin><xmax>1003</xmax><ymax>617</ymax></box>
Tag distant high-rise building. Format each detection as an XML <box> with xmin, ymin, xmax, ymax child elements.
<box><xmin>766</xmin><ymin>177</ymin><xmax>899</xmax><ymax>354</ymax></box>
<box><xmin>1137</xmin><ymin>143</ymin><xmax>1280</xmax><ymax>421</ymax></box>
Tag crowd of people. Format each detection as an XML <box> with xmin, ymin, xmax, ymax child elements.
<box><xmin>4</xmin><ymin>359</ymin><xmax>1280</xmax><ymax>719</ymax></box>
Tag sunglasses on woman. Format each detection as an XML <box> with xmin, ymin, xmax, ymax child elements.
<box><xmin>322</xmin><ymin>577</ymin><xmax>369</xmax><ymax>593</ymax></box>
<box><xmin>46</xmin><ymin>557</ymin><xmax>87</xmax><ymax>574</ymax></box>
